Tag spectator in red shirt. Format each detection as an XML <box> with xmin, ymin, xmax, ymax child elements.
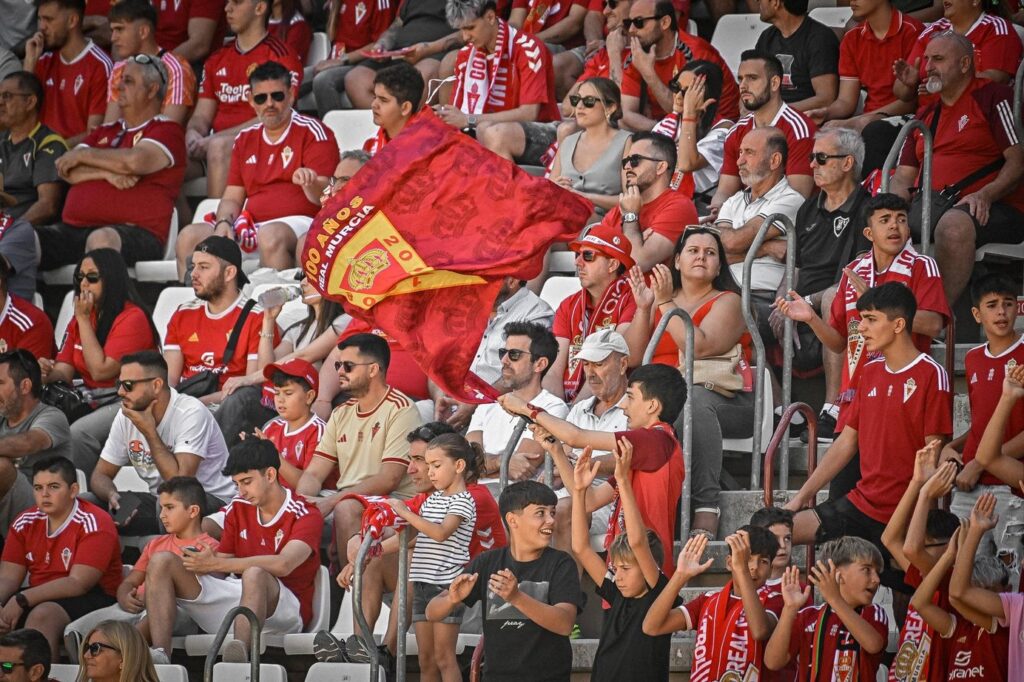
<box><xmin>0</xmin><ymin>456</ymin><xmax>122</xmax><ymax>659</ymax></box>
<box><xmin>105</xmin><ymin>0</ymin><xmax>197</xmax><ymax>126</ymax></box>
<box><xmin>45</xmin><ymin>56</ymin><xmax>184</xmax><ymax>270</ymax></box>
<box><xmin>512</xmin><ymin>0</ymin><xmax>587</xmax><ymax>98</ymax></box>
<box><xmin>22</xmin><ymin>0</ymin><xmax>112</xmax><ymax>145</ymax></box>
<box><xmin>0</xmin><ymin>258</ymin><xmax>53</xmax><ymax>362</ymax></box>
<box><xmin>185</xmin><ymin>0</ymin><xmax>302</xmax><ymax>199</ymax></box>
<box><xmin>155</xmin><ymin>0</ymin><xmax>224</xmax><ymax>63</ymax></box>
<box><xmin>177</xmin><ymin>61</ymin><xmax>339</xmax><ymax>275</ymax></box>
<box><xmin>362</xmin><ymin>62</ymin><xmax>426</xmax><ymax>155</ymax></box>
<box><xmin>269</xmin><ymin>0</ymin><xmax>311</xmax><ymax>63</ymax></box>
<box><xmin>889</xmin><ymin>31</ymin><xmax>1024</xmax><ymax>308</ymax></box>
<box><xmin>602</xmin><ymin>131</ymin><xmax>697</xmax><ymax>271</ymax></box>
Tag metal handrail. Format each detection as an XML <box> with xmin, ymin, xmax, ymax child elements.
<box><xmin>643</xmin><ymin>307</ymin><xmax>694</xmax><ymax>543</ymax></box>
<box><xmin>1014</xmin><ymin>59</ymin><xmax>1024</xmax><ymax>138</ymax></box>
<box><xmin>881</xmin><ymin>118</ymin><xmax>934</xmax><ymax>254</ymax></box>
<box><xmin>762</xmin><ymin>402</ymin><xmax>818</xmax><ymax>571</ymax></box>
<box><xmin>741</xmin><ymin>213</ymin><xmax>796</xmax><ymax>488</ymax></box>
<box><xmin>203</xmin><ymin>606</ymin><xmax>261</xmax><ymax>682</ymax></box>
<box><xmin>779</xmin><ymin>219</ymin><xmax>797</xmax><ymax>491</ymax></box>
<box><xmin>499</xmin><ymin>418</ymin><xmax>529</xmax><ymax>490</ymax></box>
<box><xmin>396</xmin><ymin>526</ymin><xmax>410</xmax><ymax>682</ymax></box>
<box><xmin>353</xmin><ymin>534</ymin><xmax>382</xmax><ymax>681</ymax></box>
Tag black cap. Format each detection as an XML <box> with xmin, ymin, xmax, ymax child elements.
<box><xmin>195</xmin><ymin>236</ymin><xmax>249</xmax><ymax>286</ymax></box>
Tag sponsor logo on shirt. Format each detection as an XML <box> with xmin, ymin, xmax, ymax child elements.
<box><xmin>201</xmin><ymin>351</ymin><xmax>216</xmax><ymax>367</ymax></box>
<box><xmin>216</xmin><ymin>82</ymin><xmax>250</xmax><ymax>103</ymax></box>
<box><xmin>246</xmin><ymin>155</ymin><xmax>257</xmax><ymax>165</ymax></box>
<box><xmin>239</xmin><ymin>529</ymin><xmax>248</xmax><ymax>539</ymax></box>
<box><xmin>216</xmin><ymin>68</ymin><xmax>227</xmax><ymax>76</ymax></box>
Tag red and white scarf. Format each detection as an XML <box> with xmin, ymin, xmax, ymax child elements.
<box><xmin>453</xmin><ymin>19</ymin><xmax>517</xmax><ymax>115</ymax></box>
<box><xmin>362</xmin><ymin>127</ymin><xmax>390</xmax><ymax>156</ymax></box>
<box><xmin>690</xmin><ymin>581</ymin><xmax>762</xmax><ymax>682</ymax></box>
<box><xmin>522</xmin><ymin>0</ymin><xmax>558</xmax><ymax>33</ymax></box>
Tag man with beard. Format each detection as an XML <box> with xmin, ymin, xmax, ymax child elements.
<box><xmin>599</xmin><ymin>131</ymin><xmax>696</xmax><ymax>271</ymax></box>
<box><xmin>710</xmin><ymin>50</ymin><xmax>815</xmax><ymax>213</ymax></box>
<box><xmin>469</xmin><ymin>322</ymin><xmax>567</xmax><ymax>481</ymax></box>
<box><xmin>164</xmin><ymin>236</ymin><xmax>271</xmax><ymax>407</ymax></box>
<box><xmin>88</xmin><ymin>351</ymin><xmax>234</xmax><ymax>537</ymax></box>
<box><xmin>21</xmin><ymin>0</ymin><xmax>111</xmax><ymax>144</ymax></box>
<box><xmin>296</xmin><ymin>333</ymin><xmax>422</xmax><ymax>579</ymax></box>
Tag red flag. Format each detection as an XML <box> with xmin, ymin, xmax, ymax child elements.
<box><xmin>301</xmin><ymin>108</ymin><xmax>592</xmax><ymax>403</ymax></box>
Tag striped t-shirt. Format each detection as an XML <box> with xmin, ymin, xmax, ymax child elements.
<box><xmin>410</xmin><ymin>490</ymin><xmax>476</xmax><ymax>584</ymax></box>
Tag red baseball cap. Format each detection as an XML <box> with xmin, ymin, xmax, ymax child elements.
<box><xmin>263</xmin><ymin>358</ymin><xmax>319</xmax><ymax>393</ymax></box>
<box><xmin>569</xmin><ymin>224</ymin><xmax>636</xmax><ymax>270</ymax></box>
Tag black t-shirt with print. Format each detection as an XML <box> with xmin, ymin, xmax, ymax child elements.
<box><xmin>755</xmin><ymin>17</ymin><xmax>840</xmax><ymax>104</ymax></box>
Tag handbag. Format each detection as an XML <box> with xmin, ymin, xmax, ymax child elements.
<box><xmin>41</xmin><ymin>381</ymin><xmax>119</xmax><ymax>423</ymax></box>
<box><xmin>908</xmin><ymin>105</ymin><xmax>1003</xmax><ymax>241</ymax></box>
<box><xmin>177</xmin><ymin>300</ymin><xmax>257</xmax><ymax>398</ymax></box>
<box><xmin>691</xmin><ymin>343</ymin><xmax>745</xmax><ymax>398</ymax></box>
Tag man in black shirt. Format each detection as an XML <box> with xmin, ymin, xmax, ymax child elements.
<box><xmin>755</xmin><ymin>0</ymin><xmax>839</xmax><ymax>112</ymax></box>
<box><xmin>771</xmin><ymin>127</ymin><xmax>869</xmax><ymax>440</ymax></box>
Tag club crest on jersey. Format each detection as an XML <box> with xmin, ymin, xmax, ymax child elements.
<box><xmin>903</xmin><ymin>378</ymin><xmax>917</xmax><ymax>402</ymax></box>
<box><xmin>23</xmin><ymin>152</ymin><xmax>30</xmax><ymax>166</ymax></box>
<box><xmin>74</xmin><ymin>75</ymin><xmax>84</xmax><ymax>96</ymax></box>
<box><xmin>958</xmin><ymin>114</ymin><xmax>969</xmax><ymax>132</ymax></box>
<box><xmin>834</xmin><ymin>650</ymin><xmax>856</xmax><ymax>682</ymax></box>
<box><xmin>281</xmin><ymin>146</ymin><xmax>294</xmax><ymax>167</ymax></box>
<box><xmin>274</xmin><ymin>528</ymin><xmax>284</xmax><ymax>551</ymax></box>
<box><xmin>371</xmin><ymin>421</ymin><xmax>381</xmax><ymax>439</ymax></box>
<box><xmin>354</xmin><ymin>1</ymin><xmax>366</xmax><ymax>23</ymax></box>
<box><xmin>133</xmin><ymin>131</ymin><xmax>143</xmax><ymax>146</ymax></box>
<box><xmin>1007</xmin><ymin>359</ymin><xmax>1018</xmax><ymax>374</ymax></box>
<box><xmin>61</xmin><ymin>547</ymin><xmax>72</xmax><ymax>570</ymax></box>
<box><xmin>833</xmin><ymin>216</ymin><xmax>849</xmax><ymax>237</ymax></box>
<box><xmin>846</xmin><ymin>320</ymin><xmax>864</xmax><ymax>378</ymax></box>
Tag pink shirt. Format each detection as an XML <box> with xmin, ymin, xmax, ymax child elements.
<box><xmin>998</xmin><ymin>592</ymin><xmax>1024</xmax><ymax>674</ymax></box>
<box><xmin>133</xmin><ymin>532</ymin><xmax>219</xmax><ymax>598</ymax></box>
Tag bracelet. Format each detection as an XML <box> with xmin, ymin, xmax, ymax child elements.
<box><xmin>13</xmin><ymin>593</ymin><xmax>28</xmax><ymax>610</ymax></box>
<box><xmin>258</xmin><ymin>332</ymin><xmax>274</xmax><ymax>338</ymax></box>
<box><xmin>656</xmin><ymin>300</ymin><xmax>673</xmax><ymax>306</ymax></box>
<box><xmin>215</xmin><ymin>218</ymin><xmax>232</xmax><ymax>228</ymax></box>
<box><xmin>525</xmin><ymin>403</ymin><xmax>545</xmax><ymax>422</ymax></box>
<box><xmin>680</xmin><ymin>116</ymin><xmax>698</xmax><ymax>123</ymax></box>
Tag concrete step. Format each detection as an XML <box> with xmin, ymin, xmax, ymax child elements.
<box><xmin>570</xmin><ymin>637</ymin><xmax>695</xmax><ymax>672</ymax></box>
<box><xmin>716</xmin><ymin>489</ymin><xmax>829</xmax><ymax>540</ymax></box>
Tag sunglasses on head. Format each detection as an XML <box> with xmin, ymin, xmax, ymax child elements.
<box><xmin>408</xmin><ymin>425</ymin><xmax>444</xmax><ymax>443</ymax></box>
<box><xmin>623</xmin><ymin>15</ymin><xmax>657</xmax><ymax>29</ymax></box>
<box><xmin>809</xmin><ymin>152</ymin><xmax>849</xmax><ymax>165</ymax></box>
<box><xmin>334</xmin><ymin>360</ymin><xmax>375</xmax><ymax>373</ymax></box>
<box><xmin>569</xmin><ymin>94</ymin><xmax>603</xmax><ymax>108</ymax></box>
<box><xmin>683</xmin><ymin>224</ymin><xmax>722</xmax><ymax>237</ymax></box>
<box><xmin>253</xmin><ymin>90</ymin><xmax>287</xmax><ymax>105</ymax></box>
<box><xmin>497</xmin><ymin>348</ymin><xmax>533</xmax><ymax>361</ymax></box>
<box><xmin>129</xmin><ymin>53</ymin><xmax>167</xmax><ymax>87</ymax></box>
<box><xmin>116</xmin><ymin>377</ymin><xmax>159</xmax><ymax>392</ymax></box>
<box><xmin>84</xmin><ymin>642</ymin><xmax>120</xmax><ymax>657</ymax></box>
<box><xmin>74</xmin><ymin>271</ymin><xmax>101</xmax><ymax>284</ymax></box>
<box><xmin>621</xmin><ymin>153</ymin><xmax>661</xmax><ymax>169</ymax></box>
<box><xmin>668</xmin><ymin>80</ymin><xmax>688</xmax><ymax>95</ymax></box>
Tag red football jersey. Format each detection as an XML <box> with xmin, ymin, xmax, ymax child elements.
<box><xmin>512</xmin><ymin>0</ymin><xmax>586</xmax><ymax>46</ymax></box>
<box><xmin>270</xmin><ymin>13</ymin><xmax>312</xmax><ymax>63</ymax></box>
<box><xmin>338</xmin><ymin>320</ymin><xmax>429</xmax><ymax>400</ymax></box>
<box><xmin>621</xmin><ymin>31</ymin><xmax>739</xmax><ymax>123</ymax></box>
<box><xmin>331</xmin><ymin>0</ymin><xmax>398</xmax><ymax>54</ymax></box>
<box><xmin>682</xmin><ymin>585</ymin><xmax>780</xmax><ymax>682</ymax></box>
<box><xmin>943</xmin><ymin>615</ymin><xmax>1009</xmax><ymax>681</ymax></box>
<box><xmin>451</xmin><ymin>22</ymin><xmax>561</xmax><ymax>122</ymax></box>
<box><xmin>62</xmin><ymin>116</ymin><xmax>185</xmax><ymax>243</ymax></box>
<box><xmin>578</xmin><ymin>46</ymin><xmax>619</xmax><ymax>82</ymax></box>
<box><xmin>721</xmin><ymin>103</ymin><xmax>815</xmax><ymax>179</ymax></box>
<box><xmin>789</xmin><ymin>603</ymin><xmax>889</xmax><ymax>682</ymax></box>
<box><xmin>898</xmin><ymin>78</ymin><xmax>1024</xmax><ymax>213</ymax></box>
<box><xmin>198</xmin><ymin>35</ymin><xmax>303</xmax><ymax>133</ymax></box>
<box><xmin>262</xmin><ymin>415</ymin><xmax>335</xmax><ymax>490</ymax></box>
<box><xmin>155</xmin><ymin>0</ymin><xmax>226</xmax><ymax>53</ymax></box>
<box><xmin>164</xmin><ymin>296</ymin><xmax>270</xmax><ymax>388</ymax></box>
<box><xmin>838</xmin><ymin>10</ymin><xmax>923</xmax><ymax>112</ymax></box>
<box><xmin>0</xmin><ymin>294</ymin><xmax>54</xmax><ymax>360</ymax></box>
<box><xmin>2</xmin><ymin>499</ymin><xmax>123</xmax><ymax>597</ymax></box>
<box><xmin>227</xmin><ymin>113</ymin><xmax>340</xmax><ymax>223</ymax></box>
<box><xmin>963</xmin><ymin>335</ymin><xmax>1024</xmax><ymax>487</ymax></box>
<box><xmin>219</xmin><ymin>489</ymin><xmax>323</xmax><ymax>625</ymax></box>
<box><xmin>890</xmin><ymin>564</ymin><xmax>949</xmax><ymax>682</ymax></box>
<box><xmin>34</xmin><ymin>41</ymin><xmax>112</xmax><ymax>140</ymax></box>
<box><xmin>845</xmin><ymin>354</ymin><xmax>953</xmax><ymax>523</ymax></box>
<box><xmin>56</xmin><ymin>303</ymin><xmax>158</xmax><ymax>389</ymax></box>
<box><xmin>408</xmin><ymin>483</ymin><xmax>507</xmax><ymax>558</ymax></box>
<box><xmin>601</xmin><ymin>190</ymin><xmax>697</xmax><ymax>252</ymax></box>
<box><xmin>909</xmin><ymin>15</ymin><xmax>1022</xmax><ymax>82</ymax></box>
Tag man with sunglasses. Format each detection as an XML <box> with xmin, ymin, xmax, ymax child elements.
<box><xmin>0</xmin><ymin>629</ymin><xmax>52</xmax><ymax>682</ymax></box>
<box><xmin>104</xmin><ymin>0</ymin><xmax>197</xmax><ymax>126</ymax></box>
<box><xmin>88</xmin><ymin>351</ymin><xmax>234</xmax><ymax>537</ymax></box>
<box><xmin>43</xmin><ymin>54</ymin><xmax>183</xmax><ymax>271</ymax></box>
<box><xmin>176</xmin><ymin>60</ymin><xmax>339</xmax><ymax>275</ymax></box>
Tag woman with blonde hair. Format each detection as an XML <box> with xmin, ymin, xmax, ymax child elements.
<box><xmin>76</xmin><ymin>621</ymin><xmax>158</xmax><ymax>682</ymax></box>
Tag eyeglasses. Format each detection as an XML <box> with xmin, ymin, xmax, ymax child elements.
<box><xmin>128</xmin><ymin>54</ymin><xmax>166</xmax><ymax>88</ymax></box>
<box><xmin>116</xmin><ymin>377</ymin><xmax>159</xmax><ymax>392</ymax></box>
<box><xmin>576</xmin><ymin>249</ymin><xmax>600</xmax><ymax>262</ymax></box>
<box><xmin>84</xmin><ymin>642</ymin><xmax>120</xmax><ymax>657</ymax></box>
<box><xmin>74</xmin><ymin>271</ymin><xmax>101</xmax><ymax>284</ymax></box>
<box><xmin>668</xmin><ymin>80</ymin><xmax>688</xmax><ymax>95</ymax></box>
<box><xmin>0</xmin><ymin>662</ymin><xmax>25</xmax><ymax>675</ymax></box>
<box><xmin>326</xmin><ymin>175</ymin><xmax>353</xmax><ymax>190</ymax></box>
<box><xmin>569</xmin><ymin>95</ymin><xmax>603</xmax><ymax>108</ymax></box>
<box><xmin>497</xmin><ymin>348</ymin><xmax>533</xmax><ymax>361</ymax></box>
<box><xmin>623</xmin><ymin>15</ymin><xmax>657</xmax><ymax>29</ymax></box>
<box><xmin>621</xmin><ymin>154</ymin><xmax>662</xmax><ymax>169</ymax></box>
<box><xmin>0</xmin><ymin>92</ymin><xmax>31</xmax><ymax>101</ymax></box>
<box><xmin>334</xmin><ymin>360</ymin><xmax>376</xmax><ymax>373</ymax></box>
<box><xmin>252</xmin><ymin>90</ymin><xmax>287</xmax><ymax>105</ymax></box>
<box><xmin>809</xmin><ymin>152</ymin><xmax>850</xmax><ymax>165</ymax></box>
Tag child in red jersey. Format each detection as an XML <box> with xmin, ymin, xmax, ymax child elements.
<box><xmin>765</xmin><ymin>537</ymin><xmax>889</xmax><ymax>681</ymax></box>
<box><xmin>911</xmin><ymin>518</ymin><xmax>1010</xmax><ymax>682</ymax></box>
<box><xmin>750</xmin><ymin>506</ymin><xmax>800</xmax><ymax>682</ymax></box>
<box><xmin>642</xmin><ymin>526</ymin><xmax>781</xmax><ymax>682</ymax></box>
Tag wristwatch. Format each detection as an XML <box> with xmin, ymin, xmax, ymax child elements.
<box><xmin>622</xmin><ymin>211</ymin><xmax>639</xmax><ymax>224</ymax></box>
<box><xmin>13</xmin><ymin>593</ymin><xmax>28</xmax><ymax>610</ymax></box>
<box><xmin>526</xmin><ymin>403</ymin><xmax>545</xmax><ymax>422</ymax></box>
<box><xmin>466</xmin><ymin>114</ymin><xmax>479</xmax><ymax>129</ymax></box>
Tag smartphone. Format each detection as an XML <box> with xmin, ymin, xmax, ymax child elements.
<box><xmin>112</xmin><ymin>492</ymin><xmax>143</xmax><ymax>526</ymax></box>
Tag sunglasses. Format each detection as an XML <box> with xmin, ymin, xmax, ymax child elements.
<box><xmin>621</xmin><ymin>153</ymin><xmax>662</xmax><ymax>169</ymax></box>
<box><xmin>116</xmin><ymin>377</ymin><xmax>159</xmax><ymax>392</ymax></box>
<box><xmin>408</xmin><ymin>425</ymin><xmax>444</xmax><ymax>443</ymax></box>
<box><xmin>334</xmin><ymin>360</ymin><xmax>376</xmax><ymax>373</ymax></box>
<box><xmin>74</xmin><ymin>271</ymin><xmax>101</xmax><ymax>284</ymax></box>
<box><xmin>623</xmin><ymin>15</ymin><xmax>657</xmax><ymax>29</ymax></box>
<box><xmin>252</xmin><ymin>90</ymin><xmax>287</xmax><ymax>105</ymax></box>
<box><xmin>668</xmin><ymin>80</ymin><xmax>688</xmax><ymax>95</ymax></box>
<box><xmin>683</xmin><ymin>224</ymin><xmax>721</xmax><ymax>236</ymax></box>
<box><xmin>604</xmin><ymin>0</ymin><xmax>618</xmax><ymax>7</ymax></box>
<box><xmin>498</xmin><ymin>348</ymin><xmax>533</xmax><ymax>361</ymax></box>
<box><xmin>84</xmin><ymin>642</ymin><xmax>120</xmax><ymax>657</ymax></box>
<box><xmin>0</xmin><ymin>663</ymin><xmax>24</xmax><ymax>676</ymax></box>
<box><xmin>576</xmin><ymin>249</ymin><xmax>601</xmax><ymax>262</ymax></box>
<box><xmin>129</xmin><ymin>53</ymin><xmax>166</xmax><ymax>88</ymax></box>
<box><xmin>569</xmin><ymin>95</ymin><xmax>603</xmax><ymax>108</ymax></box>
<box><xmin>809</xmin><ymin>152</ymin><xmax>849</xmax><ymax>165</ymax></box>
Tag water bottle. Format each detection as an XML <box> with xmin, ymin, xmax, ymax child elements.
<box><xmin>258</xmin><ymin>286</ymin><xmax>301</xmax><ymax>309</ymax></box>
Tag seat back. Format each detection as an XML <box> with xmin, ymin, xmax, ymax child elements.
<box><xmin>192</xmin><ymin>198</ymin><xmax>222</xmax><ymax>224</ymax></box>
<box><xmin>164</xmin><ymin>208</ymin><xmax>179</xmax><ymax>260</ymax></box>
<box><xmin>114</xmin><ymin>464</ymin><xmax>150</xmax><ymax>492</ymax></box>
<box><xmin>305</xmin><ymin>662</ymin><xmax>386</xmax><ymax>682</ymax></box>
<box><xmin>49</xmin><ymin>664</ymin><xmax>77</xmax><ymax>682</ymax></box>
<box><xmin>710</xmin><ymin>14</ymin><xmax>770</xmax><ymax>78</ymax></box>
<box><xmin>538</xmin><ymin>276</ymin><xmax>581</xmax><ymax>311</ymax></box>
<box><xmin>808</xmin><ymin>6</ymin><xmax>853</xmax><ymax>28</ymax></box>
<box><xmin>152</xmin><ymin>287</ymin><xmax>196</xmax><ymax>346</ymax></box>
<box><xmin>307</xmin><ymin>565</ymin><xmax>331</xmax><ymax>633</ymax></box>
<box><xmin>722</xmin><ymin>367</ymin><xmax>775</xmax><ymax>454</ymax></box>
<box><xmin>155</xmin><ymin>665</ymin><xmax>190</xmax><ymax>682</ymax></box>
<box><xmin>307</xmin><ymin>32</ymin><xmax>329</xmax><ymax>67</ymax></box>
<box><xmin>54</xmin><ymin>290</ymin><xmax>75</xmax><ymax>346</ymax></box>
<box><xmin>331</xmin><ymin>596</ymin><xmax>390</xmax><ymax>636</ymax></box>
<box><xmin>322</xmin><ymin>110</ymin><xmax>378</xmax><ymax>153</ymax></box>
<box><xmin>212</xmin><ymin>663</ymin><xmax>288</xmax><ymax>682</ymax></box>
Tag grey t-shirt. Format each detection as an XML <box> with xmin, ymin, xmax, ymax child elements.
<box><xmin>0</xmin><ymin>2</ymin><xmax>35</xmax><ymax>53</ymax></box>
<box><xmin>0</xmin><ymin>402</ymin><xmax>73</xmax><ymax>475</ymax></box>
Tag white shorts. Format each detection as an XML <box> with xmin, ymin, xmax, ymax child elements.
<box><xmin>257</xmin><ymin>215</ymin><xmax>314</xmax><ymax>237</ymax></box>
<box><xmin>177</xmin><ymin>574</ymin><xmax>303</xmax><ymax>636</ymax></box>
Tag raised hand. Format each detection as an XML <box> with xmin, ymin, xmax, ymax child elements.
<box><xmin>922</xmin><ymin>461</ymin><xmax>957</xmax><ymax>500</ymax></box>
<box><xmin>613</xmin><ymin>437</ymin><xmax>633</xmax><ymax>481</ymax></box>
<box><xmin>913</xmin><ymin>439</ymin><xmax>941</xmax><ymax>484</ymax></box>
<box><xmin>775</xmin><ymin>290</ymin><xmax>815</xmax><ymax>323</ymax></box>
<box><xmin>842</xmin><ymin>268</ymin><xmax>869</xmax><ymax>297</ymax></box>
<box><xmin>892</xmin><ymin>57</ymin><xmax>921</xmax><ymax>89</ymax></box>
<box><xmin>488</xmin><ymin>568</ymin><xmax>520</xmax><ymax>602</ymax></box>
<box><xmin>781</xmin><ymin>565</ymin><xmax>810</xmax><ymax>609</ymax></box>
<box><xmin>969</xmin><ymin>493</ymin><xmax>998</xmax><ymax>533</ymax></box>
<box><xmin>573</xmin><ymin>447</ymin><xmax>600</xmax><ymax>493</ymax></box>
<box><xmin>650</xmin><ymin>263</ymin><xmax>675</xmax><ymax>305</ymax></box>
<box><xmin>676</xmin><ymin>533</ymin><xmax>713</xmax><ymax>580</ymax></box>
<box><xmin>808</xmin><ymin>559</ymin><xmax>841</xmax><ymax>605</ymax></box>
<box><xmin>448</xmin><ymin>573</ymin><xmax>478</xmax><ymax>602</ymax></box>
<box><xmin>725</xmin><ymin>530</ymin><xmax>751</xmax><ymax>567</ymax></box>
<box><xmin>627</xmin><ymin>266</ymin><xmax>655</xmax><ymax>310</ymax></box>
<box><xmin>1003</xmin><ymin>363</ymin><xmax>1024</xmax><ymax>400</ymax></box>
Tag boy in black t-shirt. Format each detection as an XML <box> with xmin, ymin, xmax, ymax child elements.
<box><xmin>426</xmin><ymin>481</ymin><xmax>582</xmax><ymax>682</ymax></box>
<box><xmin>571</xmin><ymin>437</ymin><xmax>676</xmax><ymax>682</ymax></box>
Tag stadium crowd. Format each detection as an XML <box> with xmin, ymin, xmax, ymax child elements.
<box><xmin>0</xmin><ymin>0</ymin><xmax>1023</xmax><ymax>676</ymax></box>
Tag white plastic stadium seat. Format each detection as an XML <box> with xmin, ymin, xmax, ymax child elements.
<box><xmin>323</xmin><ymin>110</ymin><xmax>378</xmax><ymax>153</ymax></box>
<box><xmin>711</xmin><ymin>14</ymin><xmax>770</xmax><ymax>79</ymax></box>
<box><xmin>212</xmin><ymin>663</ymin><xmax>288</xmax><ymax>682</ymax></box>
<box><xmin>305</xmin><ymin>662</ymin><xmax>386</xmax><ymax>682</ymax></box>
<box><xmin>307</xmin><ymin>32</ymin><xmax>329</xmax><ymax>68</ymax></box>
<box><xmin>154</xmin><ymin>665</ymin><xmax>190</xmax><ymax>682</ymax></box>
<box><xmin>32</xmin><ymin>293</ymin><xmax>43</xmax><ymax>309</ymax></box>
<box><xmin>722</xmin><ymin>367</ymin><xmax>775</xmax><ymax>454</ymax></box>
<box><xmin>807</xmin><ymin>0</ymin><xmax>837</xmax><ymax>10</ymax></box>
<box><xmin>48</xmin><ymin>664</ymin><xmax>77</xmax><ymax>682</ymax></box>
<box><xmin>282</xmin><ymin>599</ymin><xmax>391</xmax><ymax>655</ymax></box>
<box><xmin>539</xmin><ymin>276</ymin><xmax>581</xmax><ymax>311</ymax></box>
<box><xmin>152</xmin><ymin>287</ymin><xmax>195</xmax><ymax>346</ymax></box>
<box><xmin>808</xmin><ymin>6</ymin><xmax>853</xmax><ymax>28</ymax></box>
<box><xmin>134</xmin><ymin>208</ymin><xmax>181</xmax><ymax>282</ymax></box>
<box><xmin>547</xmin><ymin>250</ymin><xmax>577</xmax><ymax>275</ymax></box>
<box><xmin>54</xmin><ymin>290</ymin><xmax>75</xmax><ymax>346</ymax></box>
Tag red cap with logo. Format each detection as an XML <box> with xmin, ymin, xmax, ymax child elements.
<box><xmin>263</xmin><ymin>358</ymin><xmax>319</xmax><ymax>393</ymax></box>
<box><xmin>569</xmin><ymin>224</ymin><xmax>636</xmax><ymax>270</ymax></box>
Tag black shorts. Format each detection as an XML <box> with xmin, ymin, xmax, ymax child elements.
<box><xmin>16</xmin><ymin>586</ymin><xmax>115</xmax><ymax>626</ymax></box>
<box><xmin>813</xmin><ymin>496</ymin><xmax>909</xmax><ymax>593</ymax></box>
<box><xmin>515</xmin><ymin>122</ymin><xmax>558</xmax><ymax>167</ymax></box>
<box><xmin>950</xmin><ymin>202</ymin><xmax>1024</xmax><ymax>247</ymax></box>
<box><xmin>36</xmin><ymin>223</ymin><xmax>163</xmax><ymax>270</ymax></box>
